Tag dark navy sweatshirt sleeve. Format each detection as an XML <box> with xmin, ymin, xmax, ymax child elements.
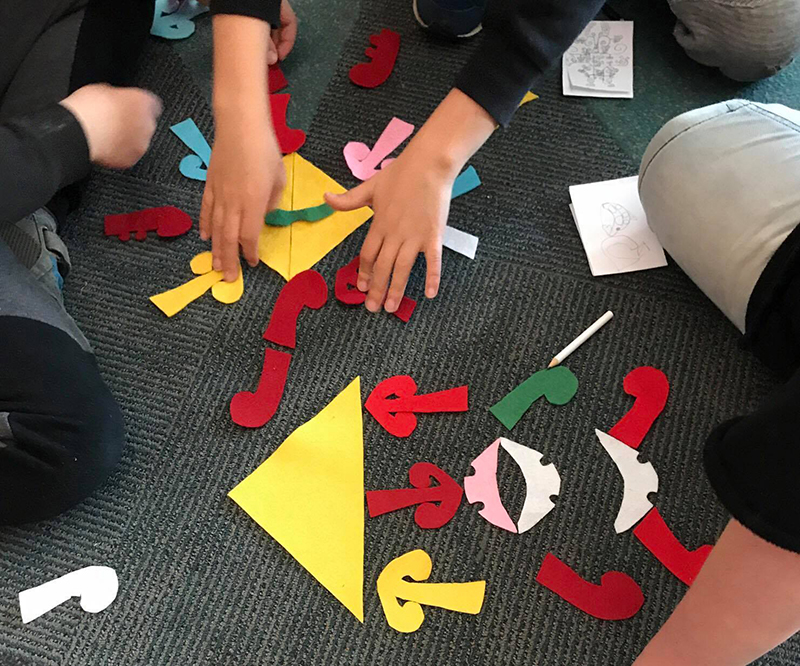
<box><xmin>210</xmin><ymin>0</ymin><xmax>281</xmax><ymax>27</ymax></box>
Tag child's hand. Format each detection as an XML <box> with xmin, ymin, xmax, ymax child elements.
<box><xmin>325</xmin><ymin>144</ymin><xmax>457</xmax><ymax>313</ymax></box>
<box><xmin>268</xmin><ymin>0</ymin><xmax>297</xmax><ymax>64</ymax></box>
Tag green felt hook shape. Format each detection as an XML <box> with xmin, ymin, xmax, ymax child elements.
<box><xmin>489</xmin><ymin>366</ymin><xmax>578</xmax><ymax>430</ymax></box>
<box><xmin>265</xmin><ymin>203</ymin><xmax>335</xmax><ymax>227</ymax></box>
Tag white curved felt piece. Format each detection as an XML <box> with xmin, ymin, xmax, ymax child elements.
<box><xmin>19</xmin><ymin>566</ymin><xmax>118</xmax><ymax>624</ymax></box>
<box><xmin>595</xmin><ymin>429</ymin><xmax>659</xmax><ymax>533</ymax></box>
<box><xmin>499</xmin><ymin>438</ymin><xmax>561</xmax><ymax>533</ymax></box>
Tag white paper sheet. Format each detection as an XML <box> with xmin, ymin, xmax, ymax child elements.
<box><xmin>569</xmin><ymin>175</ymin><xmax>667</xmax><ymax>276</ymax></box>
<box><xmin>563</xmin><ymin>21</ymin><xmax>633</xmax><ymax>98</ymax></box>
<box><xmin>443</xmin><ymin>225</ymin><xmax>479</xmax><ymax>260</ymax></box>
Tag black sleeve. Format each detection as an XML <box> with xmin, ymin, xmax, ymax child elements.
<box><xmin>210</xmin><ymin>0</ymin><xmax>281</xmax><ymax>27</ymax></box>
<box><xmin>0</xmin><ymin>105</ymin><xmax>90</xmax><ymax>224</ymax></box>
<box><xmin>455</xmin><ymin>0</ymin><xmax>605</xmax><ymax>126</ymax></box>
<box><xmin>704</xmin><ymin>367</ymin><xmax>800</xmax><ymax>553</ymax></box>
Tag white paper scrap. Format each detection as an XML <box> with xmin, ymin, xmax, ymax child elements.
<box><xmin>443</xmin><ymin>225</ymin><xmax>479</xmax><ymax>260</ymax></box>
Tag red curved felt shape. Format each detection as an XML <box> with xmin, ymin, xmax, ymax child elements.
<box><xmin>270</xmin><ymin>93</ymin><xmax>306</xmax><ymax>154</ymax></box>
<box><xmin>536</xmin><ymin>553</ymin><xmax>644</xmax><ymax>620</ymax></box>
<box><xmin>262</xmin><ymin>270</ymin><xmax>328</xmax><ymax>349</ymax></box>
<box><xmin>348</xmin><ymin>29</ymin><xmax>400</xmax><ymax>88</ymax></box>
<box><xmin>269</xmin><ymin>63</ymin><xmax>288</xmax><ymax>93</ymax></box>
<box><xmin>104</xmin><ymin>206</ymin><xmax>192</xmax><ymax>241</ymax></box>
<box><xmin>334</xmin><ymin>255</ymin><xmax>417</xmax><ymax>322</ymax></box>
<box><xmin>366</xmin><ymin>462</ymin><xmax>463</xmax><ymax>529</ymax></box>
<box><xmin>609</xmin><ymin>366</ymin><xmax>669</xmax><ymax>449</ymax></box>
<box><xmin>633</xmin><ymin>508</ymin><xmax>713</xmax><ymax>586</ymax></box>
<box><xmin>230</xmin><ymin>348</ymin><xmax>292</xmax><ymax>428</ymax></box>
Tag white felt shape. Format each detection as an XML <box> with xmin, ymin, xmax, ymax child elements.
<box><xmin>595</xmin><ymin>429</ymin><xmax>658</xmax><ymax>533</ymax></box>
<box><xmin>19</xmin><ymin>566</ymin><xmax>119</xmax><ymax>624</ymax></box>
<box><xmin>498</xmin><ymin>438</ymin><xmax>561</xmax><ymax>533</ymax></box>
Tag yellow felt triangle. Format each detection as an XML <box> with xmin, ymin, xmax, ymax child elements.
<box><xmin>228</xmin><ymin>377</ymin><xmax>365</xmax><ymax>622</ymax></box>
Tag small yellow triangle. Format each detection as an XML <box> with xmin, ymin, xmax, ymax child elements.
<box><xmin>229</xmin><ymin>377</ymin><xmax>365</xmax><ymax>621</ymax></box>
<box><xmin>519</xmin><ymin>91</ymin><xmax>539</xmax><ymax>107</ymax></box>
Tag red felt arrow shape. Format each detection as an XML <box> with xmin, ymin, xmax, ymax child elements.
<box><xmin>349</xmin><ymin>28</ymin><xmax>400</xmax><ymax>88</ymax></box>
<box><xmin>609</xmin><ymin>366</ymin><xmax>670</xmax><ymax>449</ymax></box>
<box><xmin>268</xmin><ymin>63</ymin><xmax>288</xmax><ymax>93</ymax></box>
<box><xmin>367</xmin><ymin>462</ymin><xmax>463</xmax><ymax>529</ymax></box>
<box><xmin>633</xmin><ymin>508</ymin><xmax>713</xmax><ymax>586</ymax></box>
<box><xmin>229</xmin><ymin>348</ymin><xmax>292</xmax><ymax>428</ymax></box>
<box><xmin>263</xmin><ymin>269</ymin><xmax>328</xmax><ymax>349</ymax></box>
<box><xmin>270</xmin><ymin>93</ymin><xmax>306</xmax><ymax>154</ymax></box>
<box><xmin>365</xmin><ymin>375</ymin><xmax>469</xmax><ymax>437</ymax></box>
<box><xmin>104</xmin><ymin>206</ymin><xmax>192</xmax><ymax>241</ymax></box>
<box><xmin>335</xmin><ymin>255</ymin><xmax>416</xmax><ymax>322</ymax></box>
<box><xmin>536</xmin><ymin>553</ymin><xmax>644</xmax><ymax>620</ymax></box>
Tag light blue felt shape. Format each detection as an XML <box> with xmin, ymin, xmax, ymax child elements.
<box><xmin>451</xmin><ymin>165</ymin><xmax>481</xmax><ymax>200</ymax></box>
<box><xmin>171</xmin><ymin>118</ymin><xmax>211</xmax><ymax>181</ymax></box>
<box><xmin>179</xmin><ymin>155</ymin><xmax>208</xmax><ymax>182</ymax></box>
<box><xmin>151</xmin><ymin>0</ymin><xmax>208</xmax><ymax>40</ymax></box>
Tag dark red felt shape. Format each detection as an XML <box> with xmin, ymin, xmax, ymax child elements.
<box><xmin>349</xmin><ymin>28</ymin><xmax>400</xmax><ymax>88</ymax></box>
<box><xmin>609</xmin><ymin>366</ymin><xmax>670</xmax><ymax>449</ymax></box>
<box><xmin>104</xmin><ymin>206</ymin><xmax>192</xmax><ymax>241</ymax></box>
<box><xmin>366</xmin><ymin>462</ymin><xmax>463</xmax><ymax>529</ymax></box>
<box><xmin>536</xmin><ymin>553</ymin><xmax>644</xmax><ymax>620</ymax></box>
<box><xmin>334</xmin><ymin>255</ymin><xmax>416</xmax><ymax>322</ymax></box>
<box><xmin>229</xmin><ymin>348</ymin><xmax>292</xmax><ymax>428</ymax></box>
<box><xmin>263</xmin><ymin>269</ymin><xmax>328</xmax><ymax>349</ymax></box>
<box><xmin>633</xmin><ymin>508</ymin><xmax>713</xmax><ymax>586</ymax></box>
<box><xmin>365</xmin><ymin>375</ymin><xmax>469</xmax><ymax>437</ymax></box>
<box><xmin>268</xmin><ymin>63</ymin><xmax>288</xmax><ymax>93</ymax></box>
<box><xmin>270</xmin><ymin>94</ymin><xmax>306</xmax><ymax>154</ymax></box>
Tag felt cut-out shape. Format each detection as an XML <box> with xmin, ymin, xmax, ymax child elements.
<box><xmin>393</xmin><ymin>296</ymin><xmax>416</xmax><ymax>322</ymax></box>
<box><xmin>262</xmin><ymin>269</ymin><xmax>328</xmax><ymax>349</ymax></box>
<box><xmin>499</xmin><ymin>438</ymin><xmax>561</xmax><ymax>533</ymax></box>
<box><xmin>349</xmin><ymin>28</ymin><xmax>400</xmax><ymax>88</ymax></box>
<box><xmin>265</xmin><ymin>203</ymin><xmax>334</xmax><ymax>227</ymax></box>
<box><xmin>377</xmin><ymin>549</ymin><xmax>485</xmax><ymax>633</ymax></box>
<box><xmin>450</xmin><ymin>166</ymin><xmax>481</xmax><ymax>200</ymax></box>
<box><xmin>596</xmin><ymin>429</ymin><xmax>658</xmax><ymax>533</ymax></box>
<box><xmin>519</xmin><ymin>91</ymin><xmax>539</xmax><ymax>107</ymax></box>
<box><xmin>270</xmin><ymin>94</ymin><xmax>306</xmax><ymax>154</ymax></box>
<box><xmin>171</xmin><ymin>118</ymin><xmax>211</xmax><ymax>182</ymax></box>
<box><xmin>366</xmin><ymin>462</ymin><xmax>463</xmax><ymax>529</ymax></box>
<box><xmin>259</xmin><ymin>154</ymin><xmax>373</xmax><ymax>280</ymax></box>
<box><xmin>151</xmin><ymin>0</ymin><xmax>208</xmax><ymax>39</ymax></box>
<box><xmin>536</xmin><ymin>553</ymin><xmax>644</xmax><ymax>620</ymax></box>
<box><xmin>490</xmin><ymin>366</ymin><xmax>578</xmax><ymax>430</ymax></box>
<box><xmin>464</xmin><ymin>439</ymin><xmax>518</xmax><ymax>533</ymax></box>
<box><xmin>334</xmin><ymin>255</ymin><xmax>416</xmax><ymax>321</ymax></box>
<box><xmin>633</xmin><ymin>508</ymin><xmax>712</xmax><ymax>586</ymax></box>
<box><xmin>229</xmin><ymin>378</ymin><xmax>364</xmax><ymax>621</ymax></box>
<box><xmin>343</xmin><ymin>117</ymin><xmax>414</xmax><ymax>181</ymax></box>
<box><xmin>365</xmin><ymin>375</ymin><xmax>469</xmax><ymax>437</ymax></box>
<box><xmin>269</xmin><ymin>63</ymin><xmax>288</xmax><ymax>93</ymax></box>
<box><xmin>104</xmin><ymin>206</ymin><xmax>192</xmax><ymax>241</ymax></box>
<box><xmin>230</xmin><ymin>348</ymin><xmax>292</xmax><ymax>428</ymax></box>
<box><xmin>609</xmin><ymin>367</ymin><xmax>670</xmax><ymax>449</ymax></box>
<box><xmin>19</xmin><ymin>566</ymin><xmax>118</xmax><ymax>624</ymax></box>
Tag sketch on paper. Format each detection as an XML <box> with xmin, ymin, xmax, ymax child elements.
<box><xmin>562</xmin><ymin>21</ymin><xmax>634</xmax><ymax>98</ymax></box>
<box><xmin>600</xmin><ymin>202</ymin><xmax>649</xmax><ymax>270</ymax></box>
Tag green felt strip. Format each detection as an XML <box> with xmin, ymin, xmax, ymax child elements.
<box><xmin>265</xmin><ymin>203</ymin><xmax>335</xmax><ymax>227</ymax></box>
<box><xmin>490</xmin><ymin>366</ymin><xmax>578</xmax><ymax>430</ymax></box>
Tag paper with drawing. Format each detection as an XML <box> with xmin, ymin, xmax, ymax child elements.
<box><xmin>563</xmin><ymin>21</ymin><xmax>633</xmax><ymax>98</ymax></box>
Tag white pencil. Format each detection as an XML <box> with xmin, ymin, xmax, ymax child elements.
<box><xmin>548</xmin><ymin>311</ymin><xmax>614</xmax><ymax>368</ymax></box>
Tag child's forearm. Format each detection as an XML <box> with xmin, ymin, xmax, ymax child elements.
<box><xmin>634</xmin><ymin>519</ymin><xmax>800</xmax><ymax>666</ymax></box>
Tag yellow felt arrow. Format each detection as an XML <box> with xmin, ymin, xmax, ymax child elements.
<box><xmin>377</xmin><ymin>549</ymin><xmax>486</xmax><ymax>633</ymax></box>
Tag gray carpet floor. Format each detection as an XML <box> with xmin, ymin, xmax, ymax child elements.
<box><xmin>1</xmin><ymin>1</ymin><xmax>799</xmax><ymax>664</ymax></box>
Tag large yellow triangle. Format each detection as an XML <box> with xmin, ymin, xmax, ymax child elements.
<box><xmin>258</xmin><ymin>154</ymin><xmax>373</xmax><ymax>281</ymax></box>
<box><xmin>229</xmin><ymin>377</ymin><xmax>365</xmax><ymax>621</ymax></box>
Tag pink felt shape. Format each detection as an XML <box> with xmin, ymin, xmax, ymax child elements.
<box><xmin>366</xmin><ymin>462</ymin><xmax>463</xmax><ymax>529</ymax></box>
<box><xmin>536</xmin><ymin>553</ymin><xmax>645</xmax><ymax>620</ymax></box>
<box><xmin>263</xmin><ymin>269</ymin><xmax>328</xmax><ymax>349</ymax></box>
<box><xmin>633</xmin><ymin>508</ymin><xmax>713</xmax><ymax>586</ymax></box>
<box><xmin>348</xmin><ymin>28</ymin><xmax>400</xmax><ymax>88</ymax></box>
<box><xmin>229</xmin><ymin>348</ymin><xmax>292</xmax><ymax>428</ymax></box>
<box><xmin>269</xmin><ymin>63</ymin><xmax>288</xmax><ymax>93</ymax></box>
<box><xmin>365</xmin><ymin>375</ymin><xmax>468</xmax><ymax>437</ymax></box>
<box><xmin>463</xmin><ymin>439</ymin><xmax>517</xmax><ymax>533</ymax></box>
<box><xmin>270</xmin><ymin>94</ymin><xmax>306</xmax><ymax>154</ymax></box>
<box><xmin>343</xmin><ymin>117</ymin><xmax>414</xmax><ymax>181</ymax></box>
<box><xmin>609</xmin><ymin>367</ymin><xmax>669</xmax><ymax>449</ymax></box>
<box><xmin>104</xmin><ymin>206</ymin><xmax>192</xmax><ymax>241</ymax></box>
<box><xmin>334</xmin><ymin>256</ymin><xmax>416</xmax><ymax>322</ymax></box>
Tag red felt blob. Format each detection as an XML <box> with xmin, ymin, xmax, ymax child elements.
<box><xmin>263</xmin><ymin>269</ymin><xmax>328</xmax><ymax>349</ymax></box>
<box><xmin>349</xmin><ymin>28</ymin><xmax>400</xmax><ymax>88</ymax></box>
<box><xmin>104</xmin><ymin>206</ymin><xmax>192</xmax><ymax>241</ymax></box>
<box><xmin>335</xmin><ymin>255</ymin><xmax>416</xmax><ymax>321</ymax></box>
<box><xmin>230</xmin><ymin>348</ymin><xmax>292</xmax><ymax>428</ymax></box>
<box><xmin>393</xmin><ymin>296</ymin><xmax>416</xmax><ymax>322</ymax></box>
<box><xmin>536</xmin><ymin>553</ymin><xmax>645</xmax><ymax>620</ymax></box>
<box><xmin>366</xmin><ymin>462</ymin><xmax>463</xmax><ymax>529</ymax></box>
<box><xmin>268</xmin><ymin>63</ymin><xmax>288</xmax><ymax>93</ymax></box>
<box><xmin>270</xmin><ymin>93</ymin><xmax>306</xmax><ymax>154</ymax></box>
<box><xmin>633</xmin><ymin>508</ymin><xmax>713</xmax><ymax>586</ymax></box>
<box><xmin>365</xmin><ymin>375</ymin><xmax>469</xmax><ymax>437</ymax></box>
<box><xmin>609</xmin><ymin>366</ymin><xmax>670</xmax><ymax>449</ymax></box>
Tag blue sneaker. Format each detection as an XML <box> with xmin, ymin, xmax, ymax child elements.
<box><xmin>413</xmin><ymin>0</ymin><xmax>487</xmax><ymax>38</ymax></box>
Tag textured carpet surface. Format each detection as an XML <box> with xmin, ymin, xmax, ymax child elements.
<box><xmin>1</xmin><ymin>1</ymin><xmax>799</xmax><ymax>665</ymax></box>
